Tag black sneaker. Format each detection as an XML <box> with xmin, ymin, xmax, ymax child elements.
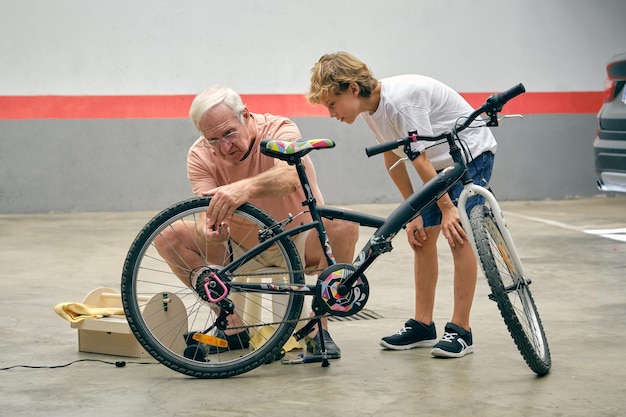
<box><xmin>380</xmin><ymin>319</ymin><xmax>437</xmax><ymax>350</ymax></box>
<box><xmin>431</xmin><ymin>322</ymin><xmax>474</xmax><ymax>358</ymax></box>
<box><xmin>304</xmin><ymin>329</ymin><xmax>341</xmax><ymax>359</ymax></box>
<box><xmin>206</xmin><ymin>329</ymin><xmax>251</xmax><ymax>354</ymax></box>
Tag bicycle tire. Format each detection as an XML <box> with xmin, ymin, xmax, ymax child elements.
<box><xmin>121</xmin><ymin>196</ymin><xmax>305</xmax><ymax>378</ymax></box>
<box><xmin>470</xmin><ymin>204</ymin><xmax>551</xmax><ymax>375</ymax></box>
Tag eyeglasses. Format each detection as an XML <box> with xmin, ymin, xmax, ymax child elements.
<box><xmin>206</xmin><ymin>130</ymin><xmax>240</xmax><ymax>147</ymax></box>
<box><xmin>205</xmin><ymin>119</ymin><xmax>243</xmax><ymax>147</ymax></box>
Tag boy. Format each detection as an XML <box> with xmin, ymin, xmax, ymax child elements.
<box><xmin>306</xmin><ymin>51</ymin><xmax>497</xmax><ymax>358</ymax></box>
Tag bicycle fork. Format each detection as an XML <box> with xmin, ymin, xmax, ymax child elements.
<box><xmin>457</xmin><ymin>183</ymin><xmax>527</xmax><ymax>279</ymax></box>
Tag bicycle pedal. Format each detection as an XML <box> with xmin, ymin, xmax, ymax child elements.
<box><xmin>183</xmin><ymin>344</ymin><xmax>208</xmax><ymax>362</ymax></box>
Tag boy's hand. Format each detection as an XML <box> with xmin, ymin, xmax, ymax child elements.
<box><xmin>440</xmin><ymin>206</ymin><xmax>467</xmax><ymax>247</ymax></box>
<box><xmin>406</xmin><ymin>216</ymin><xmax>427</xmax><ymax>249</ymax></box>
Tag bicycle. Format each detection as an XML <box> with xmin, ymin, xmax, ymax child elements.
<box><xmin>121</xmin><ymin>83</ymin><xmax>551</xmax><ymax>378</ymax></box>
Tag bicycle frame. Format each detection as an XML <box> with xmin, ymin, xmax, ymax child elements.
<box><xmin>316</xmin><ymin>161</ymin><xmax>467</xmax><ymax>289</ymax></box>
<box><xmin>226</xmin><ymin>81</ymin><xmax>531</xmax><ymax>311</ymax></box>
<box><xmin>227</xmin><ymin>151</ymin><xmax>468</xmax><ymax>296</ymax></box>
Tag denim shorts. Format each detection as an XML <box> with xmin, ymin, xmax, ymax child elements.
<box><xmin>421</xmin><ymin>152</ymin><xmax>495</xmax><ymax>228</ymax></box>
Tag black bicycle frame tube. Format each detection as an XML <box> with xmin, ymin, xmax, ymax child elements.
<box><xmin>229</xmin><ymin>143</ymin><xmax>467</xmax><ymax>292</ymax></box>
<box><xmin>342</xmin><ymin>160</ymin><xmax>467</xmax><ymax>288</ymax></box>
<box><xmin>316</xmin><ymin>206</ymin><xmax>386</xmax><ymax>229</ymax></box>
<box><xmin>220</xmin><ymin>221</ymin><xmax>317</xmax><ymax>274</ymax></box>
<box><xmin>293</xmin><ymin>158</ymin><xmax>338</xmax><ymax>268</ymax></box>
<box><xmin>221</xmin><ymin>160</ymin><xmax>387</xmax><ymax>294</ymax></box>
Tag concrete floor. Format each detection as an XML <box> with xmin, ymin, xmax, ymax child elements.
<box><xmin>1</xmin><ymin>196</ymin><xmax>625</xmax><ymax>417</ymax></box>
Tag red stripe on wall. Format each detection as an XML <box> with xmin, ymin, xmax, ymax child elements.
<box><xmin>461</xmin><ymin>92</ymin><xmax>603</xmax><ymax>115</ymax></box>
<box><xmin>0</xmin><ymin>92</ymin><xmax>603</xmax><ymax>120</ymax></box>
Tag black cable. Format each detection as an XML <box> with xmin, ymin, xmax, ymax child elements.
<box><xmin>0</xmin><ymin>359</ymin><xmax>158</xmax><ymax>371</ymax></box>
<box><xmin>453</xmin><ymin>116</ymin><xmax>492</xmax><ymax>189</ymax></box>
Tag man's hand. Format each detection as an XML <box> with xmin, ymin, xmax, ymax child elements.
<box><xmin>203</xmin><ymin>182</ymin><xmax>250</xmax><ymax>229</ymax></box>
<box><xmin>198</xmin><ymin>219</ymin><xmax>230</xmax><ymax>243</ymax></box>
<box><xmin>202</xmin><ymin>163</ymin><xmax>300</xmax><ymax>229</ymax></box>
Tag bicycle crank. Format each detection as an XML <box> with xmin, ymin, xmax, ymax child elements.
<box><xmin>314</xmin><ymin>263</ymin><xmax>369</xmax><ymax>317</ymax></box>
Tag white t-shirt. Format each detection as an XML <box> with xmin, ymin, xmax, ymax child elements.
<box><xmin>361</xmin><ymin>74</ymin><xmax>497</xmax><ymax>171</ymax></box>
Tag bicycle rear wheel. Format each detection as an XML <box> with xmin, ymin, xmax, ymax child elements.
<box><xmin>121</xmin><ymin>197</ymin><xmax>305</xmax><ymax>378</ymax></box>
<box><xmin>470</xmin><ymin>205</ymin><xmax>551</xmax><ymax>375</ymax></box>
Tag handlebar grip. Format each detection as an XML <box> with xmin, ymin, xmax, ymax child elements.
<box><xmin>365</xmin><ymin>139</ymin><xmax>403</xmax><ymax>157</ymax></box>
<box><xmin>486</xmin><ymin>83</ymin><xmax>526</xmax><ymax>111</ymax></box>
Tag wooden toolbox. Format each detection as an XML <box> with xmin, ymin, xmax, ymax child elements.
<box><xmin>70</xmin><ymin>287</ymin><xmax>187</xmax><ymax>358</ymax></box>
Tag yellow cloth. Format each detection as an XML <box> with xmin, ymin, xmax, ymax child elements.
<box><xmin>54</xmin><ymin>303</ymin><xmax>303</xmax><ymax>353</ymax></box>
<box><xmin>53</xmin><ymin>302</ymin><xmax>125</xmax><ymax>323</ymax></box>
<box><xmin>249</xmin><ymin>325</ymin><xmax>302</xmax><ymax>352</ymax></box>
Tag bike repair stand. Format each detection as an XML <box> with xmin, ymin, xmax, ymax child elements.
<box><xmin>290</xmin><ymin>317</ymin><xmax>330</xmax><ymax>367</ymax></box>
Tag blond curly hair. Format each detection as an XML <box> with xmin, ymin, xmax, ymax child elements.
<box><xmin>306</xmin><ymin>51</ymin><xmax>378</xmax><ymax>105</ymax></box>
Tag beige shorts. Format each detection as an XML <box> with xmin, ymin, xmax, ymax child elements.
<box><xmin>230</xmin><ymin>230</ymin><xmax>308</xmax><ymax>273</ymax></box>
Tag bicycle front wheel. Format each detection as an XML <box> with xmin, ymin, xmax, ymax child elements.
<box><xmin>470</xmin><ymin>205</ymin><xmax>551</xmax><ymax>375</ymax></box>
<box><xmin>121</xmin><ymin>197</ymin><xmax>305</xmax><ymax>378</ymax></box>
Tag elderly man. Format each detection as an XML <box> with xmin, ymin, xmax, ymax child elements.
<box><xmin>156</xmin><ymin>86</ymin><xmax>358</xmax><ymax>359</ymax></box>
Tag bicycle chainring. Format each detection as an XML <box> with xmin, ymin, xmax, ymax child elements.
<box><xmin>315</xmin><ymin>263</ymin><xmax>369</xmax><ymax>317</ymax></box>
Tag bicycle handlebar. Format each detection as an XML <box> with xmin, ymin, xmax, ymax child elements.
<box><xmin>365</xmin><ymin>83</ymin><xmax>525</xmax><ymax>158</ymax></box>
<box><xmin>364</xmin><ymin>132</ymin><xmax>449</xmax><ymax>157</ymax></box>
<box><xmin>364</xmin><ymin>139</ymin><xmax>406</xmax><ymax>157</ymax></box>
<box><xmin>484</xmin><ymin>82</ymin><xmax>525</xmax><ymax>113</ymax></box>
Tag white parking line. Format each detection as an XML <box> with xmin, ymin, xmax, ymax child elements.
<box><xmin>505</xmin><ymin>212</ymin><xmax>626</xmax><ymax>243</ymax></box>
<box><xmin>504</xmin><ymin>212</ymin><xmax>581</xmax><ymax>231</ymax></box>
<box><xmin>584</xmin><ymin>228</ymin><xmax>626</xmax><ymax>243</ymax></box>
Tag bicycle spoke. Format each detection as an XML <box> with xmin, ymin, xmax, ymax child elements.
<box><xmin>121</xmin><ymin>197</ymin><xmax>305</xmax><ymax>378</ymax></box>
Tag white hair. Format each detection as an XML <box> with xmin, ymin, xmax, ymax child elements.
<box><xmin>189</xmin><ymin>86</ymin><xmax>245</xmax><ymax>132</ymax></box>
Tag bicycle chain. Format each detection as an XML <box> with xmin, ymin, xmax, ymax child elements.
<box><xmin>228</xmin><ymin>267</ymin><xmax>325</xmax><ymax>278</ymax></box>
<box><xmin>222</xmin><ymin>314</ymin><xmax>330</xmax><ymax>333</ymax></box>
<box><xmin>213</xmin><ymin>267</ymin><xmax>328</xmax><ymax>332</ymax></box>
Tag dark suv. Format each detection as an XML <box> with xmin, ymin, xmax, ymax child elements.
<box><xmin>594</xmin><ymin>52</ymin><xmax>626</xmax><ymax>193</ymax></box>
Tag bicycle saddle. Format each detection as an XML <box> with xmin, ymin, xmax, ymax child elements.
<box><xmin>260</xmin><ymin>138</ymin><xmax>335</xmax><ymax>161</ymax></box>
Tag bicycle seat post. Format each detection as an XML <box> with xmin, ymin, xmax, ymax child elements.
<box><xmin>293</xmin><ymin>157</ymin><xmax>337</xmax><ymax>268</ymax></box>
<box><xmin>293</xmin><ymin>158</ymin><xmax>317</xmax><ymax>208</ymax></box>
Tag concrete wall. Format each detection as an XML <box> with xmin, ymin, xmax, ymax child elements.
<box><xmin>1</xmin><ymin>0</ymin><xmax>625</xmax><ymax>213</ymax></box>
<box><xmin>303</xmin><ymin>114</ymin><xmax>600</xmax><ymax>203</ymax></box>
<box><xmin>3</xmin><ymin>0</ymin><xmax>623</xmax><ymax>94</ymax></box>
<box><xmin>0</xmin><ymin>113</ymin><xmax>598</xmax><ymax>212</ymax></box>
